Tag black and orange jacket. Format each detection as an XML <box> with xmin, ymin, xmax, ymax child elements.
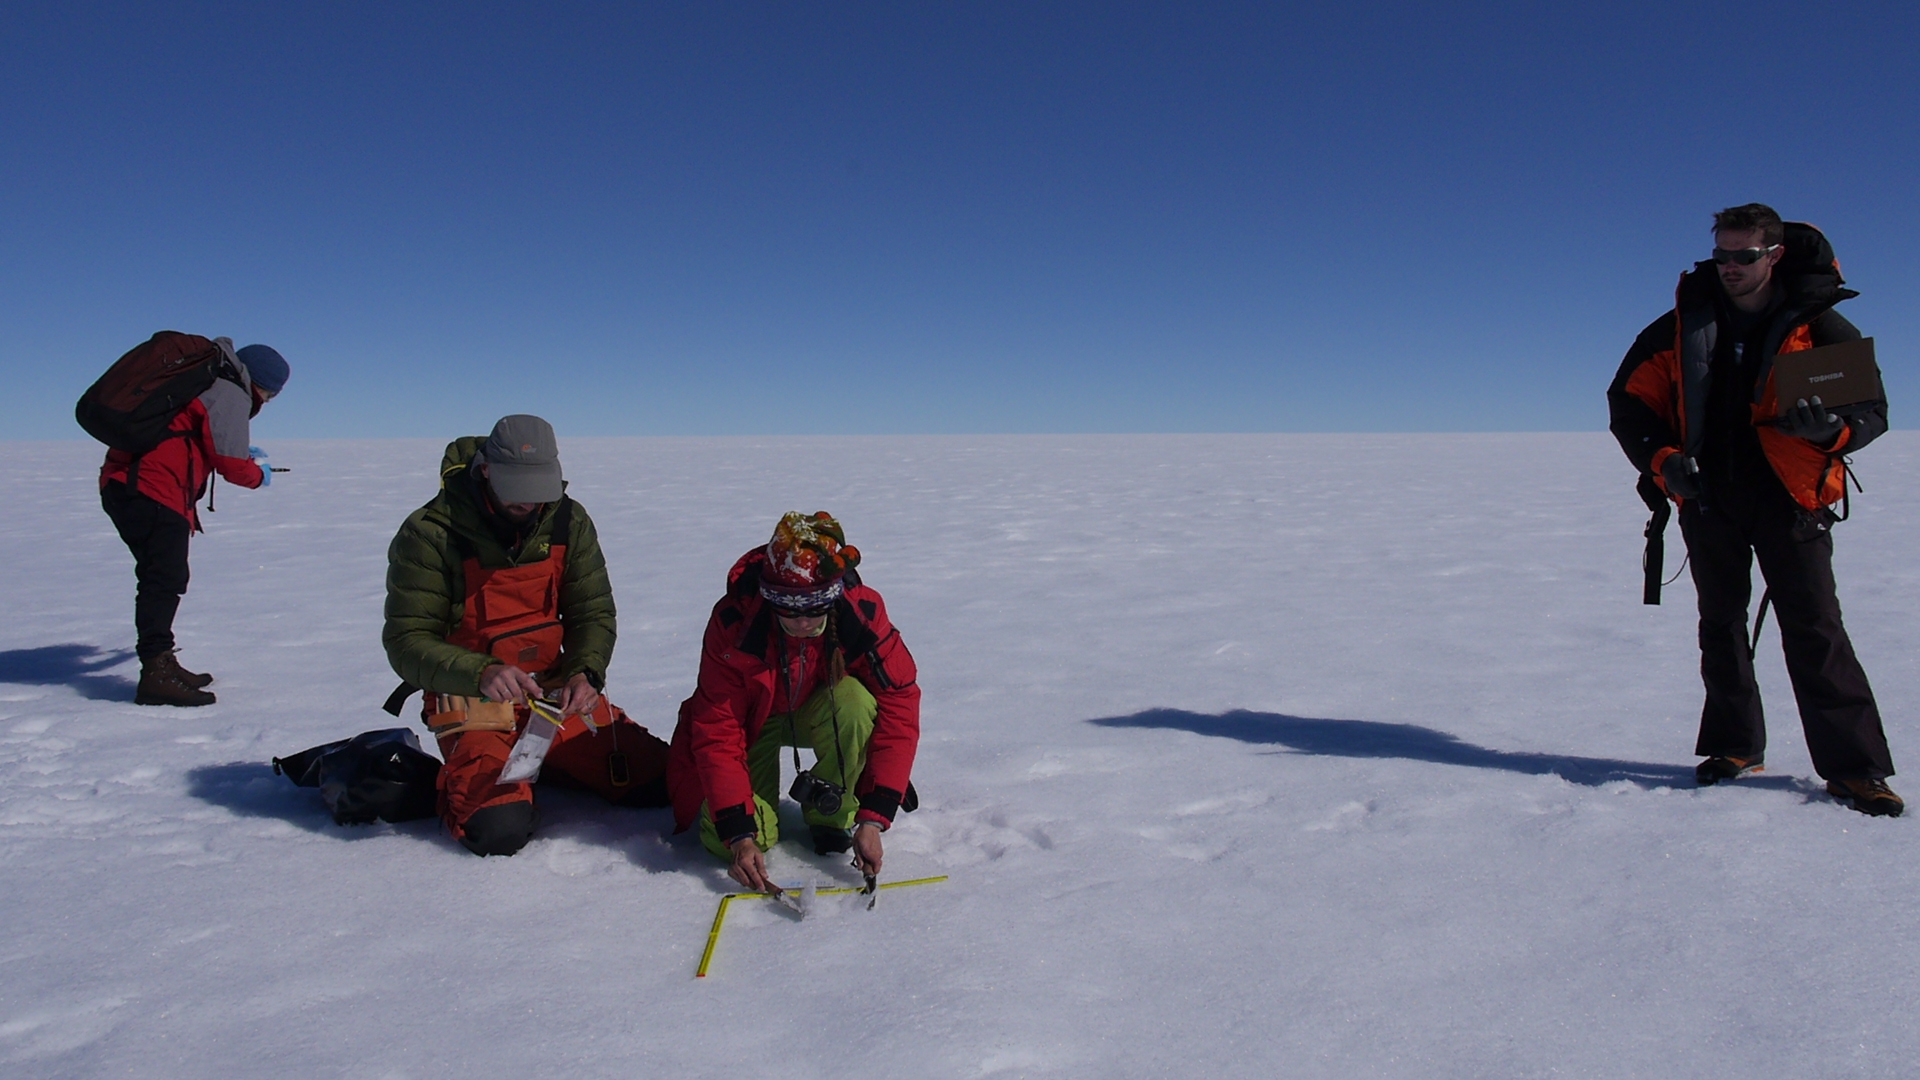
<box><xmin>667</xmin><ymin>548</ymin><xmax>920</xmax><ymax>837</ymax></box>
<box><xmin>1607</xmin><ymin>222</ymin><xmax>1886</xmax><ymax>512</ymax></box>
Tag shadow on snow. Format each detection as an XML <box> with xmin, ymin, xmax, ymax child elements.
<box><xmin>184</xmin><ymin>759</ymin><xmax>686</xmax><ymax>867</ymax></box>
<box><xmin>1087</xmin><ymin>708</ymin><xmax>1789</xmax><ymax>789</ymax></box>
<box><xmin>0</xmin><ymin>643</ymin><xmax>138</xmax><ymax>701</ymax></box>
<box><xmin>183</xmin><ymin>760</ymin><xmax>441</xmax><ymax>841</ymax></box>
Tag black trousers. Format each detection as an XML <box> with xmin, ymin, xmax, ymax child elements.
<box><xmin>1680</xmin><ymin>492</ymin><xmax>1893</xmax><ymax>780</ymax></box>
<box><xmin>101</xmin><ymin>482</ymin><xmax>192</xmax><ymax>661</ymax></box>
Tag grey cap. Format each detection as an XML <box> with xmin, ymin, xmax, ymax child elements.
<box><xmin>479</xmin><ymin>414</ymin><xmax>563</xmax><ymax>504</ymax></box>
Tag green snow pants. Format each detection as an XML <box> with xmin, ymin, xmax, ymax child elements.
<box><xmin>699</xmin><ymin>676</ymin><xmax>877</xmax><ymax>859</ymax></box>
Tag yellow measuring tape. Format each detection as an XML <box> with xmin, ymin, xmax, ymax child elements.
<box><xmin>695</xmin><ymin>875</ymin><xmax>950</xmax><ymax>978</ymax></box>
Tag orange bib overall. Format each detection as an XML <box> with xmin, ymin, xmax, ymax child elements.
<box><xmin>425</xmin><ymin>498</ymin><xmax>668</xmax><ymax>848</ymax></box>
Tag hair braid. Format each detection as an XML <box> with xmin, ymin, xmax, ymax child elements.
<box><xmin>825</xmin><ymin>607</ymin><xmax>847</xmax><ymax>685</ymax></box>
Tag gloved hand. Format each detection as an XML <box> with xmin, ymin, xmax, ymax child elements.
<box><xmin>1660</xmin><ymin>452</ymin><xmax>1701</xmax><ymax>499</ymax></box>
<box><xmin>1779</xmin><ymin>397</ymin><xmax>1845</xmax><ymax>444</ymax></box>
<box><xmin>251</xmin><ymin>446</ymin><xmax>271</xmax><ymax>487</ymax></box>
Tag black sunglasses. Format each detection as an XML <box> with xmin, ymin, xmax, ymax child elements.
<box><xmin>1712</xmin><ymin>244</ymin><xmax>1779</xmax><ymax>266</ymax></box>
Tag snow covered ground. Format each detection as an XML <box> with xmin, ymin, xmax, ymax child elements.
<box><xmin>3</xmin><ymin>432</ymin><xmax>1917</xmax><ymax>1079</ymax></box>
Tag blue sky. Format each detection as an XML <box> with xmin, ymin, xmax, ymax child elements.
<box><xmin>6</xmin><ymin>1</ymin><xmax>1917</xmax><ymax>438</ymax></box>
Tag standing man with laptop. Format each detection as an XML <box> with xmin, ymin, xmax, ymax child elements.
<box><xmin>1608</xmin><ymin>203</ymin><xmax>1899</xmax><ymax>815</ymax></box>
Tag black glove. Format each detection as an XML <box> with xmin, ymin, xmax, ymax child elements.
<box><xmin>1778</xmin><ymin>396</ymin><xmax>1845</xmax><ymax>445</ymax></box>
<box><xmin>1660</xmin><ymin>452</ymin><xmax>1701</xmax><ymax>499</ymax></box>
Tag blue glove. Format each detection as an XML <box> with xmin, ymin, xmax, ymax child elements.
<box><xmin>250</xmin><ymin>446</ymin><xmax>270</xmax><ymax>487</ymax></box>
<box><xmin>249</xmin><ymin>446</ymin><xmax>268</xmax><ymax>460</ymax></box>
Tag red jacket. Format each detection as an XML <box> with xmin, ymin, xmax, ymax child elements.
<box><xmin>668</xmin><ymin>549</ymin><xmax>920</xmax><ymax>834</ymax></box>
<box><xmin>98</xmin><ymin>370</ymin><xmax>264</xmax><ymax>528</ymax></box>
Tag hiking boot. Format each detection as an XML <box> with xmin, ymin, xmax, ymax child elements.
<box><xmin>1826</xmin><ymin>778</ymin><xmax>1904</xmax><ymax>818</ymax></box>
<box><xmin>135</xmin><ymin>654</ymin><xmax>216</xmax><ymax>707</ymax></box>
<box><xmin>810</xmin><ymin>824</ymin><xmax>854</xmax><ymax>856</ymax></box>
<box><xmin>159</xmin><ymin>651</ymin><xmax>214</xmax><ymax>689</ymax></box>
<box><xmin>1695</xmin><ymin>756</ymin><xmax>1764</xmax><ymax>786</ymax></box>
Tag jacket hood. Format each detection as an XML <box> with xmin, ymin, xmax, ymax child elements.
<box><xmin>438</xmin><ymin>436</ymin><xmax>485</xmax><ymax>482</ymax></box>
<box><xmin>212</xmin><ymin>338</ymin><xmax>253</xmax><ymax>394</ymax></box>
<box><xmin>1679</xmin><ymin>221</ymin><xmax>1857</xmax><ymax>313</ymax></box>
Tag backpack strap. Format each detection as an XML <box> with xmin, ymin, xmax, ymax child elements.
<box><xmin>1748</xmin><ymin>589</ymin><xmax>1773</xmax><ymax>661</ymax></box>
<box><xmin>548</xmin><ymin>496</ymin><xmax>573</xmax><ymax>559</ymax></box>
<box><xmin>382</xmin><ymin>681</ymin><xmax>420</xmax><ymax>717</ymax></box>
<box><xmin>123</xmin><ymin>428</ymin><xmax>195</xmax><ymax>495</ymax></box>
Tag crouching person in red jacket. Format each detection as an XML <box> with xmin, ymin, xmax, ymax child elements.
<box><xmin>667</xmin><ymin>512</ymin><xmax>921</xmax><ymax>891</ymax></box>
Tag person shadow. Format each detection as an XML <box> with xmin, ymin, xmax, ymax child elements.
<box><xmin>185</xmin><ymin>756</ymin><xmax>682</xmax><ymax>862</ymax></box>
<box><xmin>0</xmin><ymin>643</ymin><xmax>138</xmax><ymax>701</ymax></box>
<box><xmin>1088</xmin><ymin>708</ymin><xmax>1799</xmax><ymax>790</ymax></box>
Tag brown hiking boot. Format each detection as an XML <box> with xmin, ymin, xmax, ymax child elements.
<box><xmin>135</xmin><ymin>653</ymin><xmax>216</xmax><ymax>707</ymax></box>
<box><xmin>161</xmin><ymin>651</ymin><xmax>214</xmax><ymax>689</ymax></box>
<box><xmin>1695</xmin><ymin>756</ymin><xmax>1763</xmax><ymax>786</ymax></box>
<box><xmin>1826</xmin><ymin>778</ymin><xmax>1904</xmax><ymax>818</ymax></box>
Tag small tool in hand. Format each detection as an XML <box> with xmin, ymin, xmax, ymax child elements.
<box><xmin>769</xmin><ymin>884</ymin><xmax>805</xmax><ymax>916</ymax></box>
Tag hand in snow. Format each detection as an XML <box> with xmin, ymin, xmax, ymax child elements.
<box><xmin>728</xmin><ymin>836</ymin><xmax>773</xmax><ymax>893</ymax></box>
<box><xmin>1779</xmin><ymin>396</ymin><xmax>1845</xmax><ymax>445</ymax></box>
<box><xmin>852</xmin><ymin>821</ymin><xmax>884</xmax><ymax>877</ymax></box>
<box><xmin>249</xmin><ymin>446</ymin><xmax>268</xmax><ymax>460</ymax></box>
<box><xmin>479</xmin><ymin>664</ymin><xmax>542</xmax><ymax>705</ymax></box>
<box><xmin>553</xmin><ymin>672</ymin><xmax>600</xmax><ymax>718</ymax></box>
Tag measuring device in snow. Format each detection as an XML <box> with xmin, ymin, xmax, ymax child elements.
<box><xmin>695</xmin><ymin>875</ymin><xmax>949</xmax><ymax>978</ymax></box>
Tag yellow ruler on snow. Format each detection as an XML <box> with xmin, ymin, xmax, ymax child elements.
<box><xmin>696</xmin><ymin>875</ymin><xmax>950</xmax><ymax>978</ymax></box>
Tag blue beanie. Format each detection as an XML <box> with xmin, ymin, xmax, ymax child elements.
<box><xmin>236</xmin><ymin>344</ymin><xmax>290</xmax><ymax>394</ymax></box>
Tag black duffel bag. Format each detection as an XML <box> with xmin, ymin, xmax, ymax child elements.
<box><xmin>272</xmin><ymin>728</ymin><xmax>442</xmax><ymax>826</ymax></box>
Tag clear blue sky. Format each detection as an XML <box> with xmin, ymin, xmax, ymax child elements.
<box><xmin>6</xmin><ymin>1</ymin><xmax>1917</xmax><ymax>438</ymax></box>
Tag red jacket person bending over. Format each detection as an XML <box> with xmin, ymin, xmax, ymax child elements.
<box><xmin>96</xmin><ymin>335</ymin><xmax>286</xmax><ymax>707</ymax></box>
<box><xmin>668</xmin><ymin>512</ymin><xmax>921</xmax><ymax>892</ymax></box>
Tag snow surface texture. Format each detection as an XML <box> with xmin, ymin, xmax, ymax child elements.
<box><xmin>3</xmin><ymin>434</ymin><xmax>1916</xmax><ymax>1079</ymax></box>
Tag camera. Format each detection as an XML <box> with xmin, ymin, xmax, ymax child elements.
<box><xmin>789</xmin><ymin>770</ymin><xmax>845</xmax><ymax>816</ymax></box>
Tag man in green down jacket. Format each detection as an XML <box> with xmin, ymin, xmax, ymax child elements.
<box><xmin>384</xmin><ymin>415</ymin><xmax>669</xmax><ymax>856</ymax></box>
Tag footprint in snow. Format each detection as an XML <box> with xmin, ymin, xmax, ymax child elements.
<box><xmin>1301</xmin><ymin>800</ymin><xmax>1374</xmax><ymax>832</ymax></box>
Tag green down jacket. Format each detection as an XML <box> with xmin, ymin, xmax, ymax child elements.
<box><xmin>382</xmin><ymin>436</ymin><xmax>616</xmax><ymax>696</ymax></box>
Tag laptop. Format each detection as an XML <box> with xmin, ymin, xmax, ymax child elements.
<box><xmin>1771</xmin><ymin>337</ymin><xmax>1884</xmax><ymax>417</ymax></box>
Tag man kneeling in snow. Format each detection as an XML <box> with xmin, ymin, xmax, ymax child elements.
<box><xmin>667</xmin><ymin>512</ymin><xmax>921</xmax><ymax>891</ymax></box>
<box><xmin>383</xmin><ymin>415</ymin><xmax>670</xmax><ymax>856</ymax></box>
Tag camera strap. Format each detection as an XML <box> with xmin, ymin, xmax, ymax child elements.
<box><xmin>779</xmin><ymin>630</ymin><xmax>850</xmax><ymax>790</ymax></box>
<box><xmin>781</xmin><ymin>635</ymin><xmax>807</xmax><ymax>776</ymax></box>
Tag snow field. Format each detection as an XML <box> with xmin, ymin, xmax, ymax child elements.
<box><xmin>1</xmin><ymin>433</ymin><xmax>1916</xmax><ymax>1079</ymax></box>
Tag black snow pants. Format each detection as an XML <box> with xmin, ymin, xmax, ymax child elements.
<box><xmin>1679</xmin><ymin>489</ymin><xmax>1893</xmax><ymax>781</ymax></box>
<box><xmin>101</xmin><ymin>481</ymin><xmax>193</xmax><ymax>661</ymax></box>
